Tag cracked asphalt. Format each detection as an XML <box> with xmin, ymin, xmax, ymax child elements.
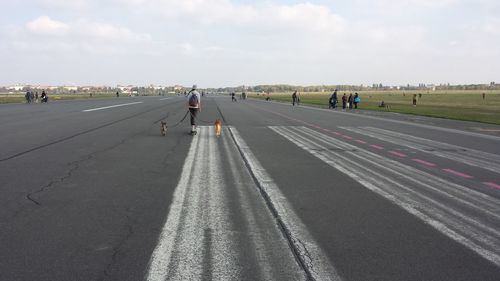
<box><xmin>1</xmin><ymin>95</ymin><xmax>500</xmax><ymax>281</ymax></box>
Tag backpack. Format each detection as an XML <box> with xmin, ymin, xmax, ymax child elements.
<box><xmin>188</xmin><ymin>93</ymin><xmax>199</xmax><ymax>107</ymax></box>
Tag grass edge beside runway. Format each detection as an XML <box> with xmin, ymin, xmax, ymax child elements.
<box><xmin>249</xmin><ymin>92</ymin><xmax>500</xmax><ymax>125</ymax></box>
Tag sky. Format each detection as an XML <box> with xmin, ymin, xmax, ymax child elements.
<box><xmin>0</xmin><ymin>0</ymin><xmax>499</xmax><ymax>87</ymax></box>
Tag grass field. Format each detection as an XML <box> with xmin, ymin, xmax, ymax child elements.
<box><xmin>249</xmin><ymin>90</ymin><xmax>500</xmax><ymax>125</ymax></box>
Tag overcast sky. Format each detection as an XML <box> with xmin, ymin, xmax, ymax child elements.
<box><xmin>0</xmin><ymin>0</ymin><xmax>499</xmax><ymax>87</ymax></box>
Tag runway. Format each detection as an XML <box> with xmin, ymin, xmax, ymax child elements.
<box><xmin>1</xmin><ymin>95</ymin><xmax>499</xmax><ymax>280</ymax></box>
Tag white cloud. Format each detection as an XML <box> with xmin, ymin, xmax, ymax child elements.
<box><xmin>26</xmin><ymin>16</ymin><xmax>70</xmax><ymax>35</ymax></box>
<box><xmin>124</xmin><ymin>0</ymin><xmax>345</xmax><ymax>35</ymax></box>
<box><xmin>3</xmin><ymin>0</ymin><xmax>500</xmax><ymax>86</ymax></box>
<box><xmin>38</xmin><ymin>0</ymin><xmax>87</xmax><ymax>10</ymax></box>
<box><xmin>76</xmin><ymin>21</ymin><xmax>152</xmax><ymax>42</ymax></box>
<box><xmin>369</xmin><ymin>0</ymin><xmax>457</xmax><ymax>11</ymax></box>
<box><xmin>16</xmin><ymin>16</ymin><xmax>155</xmax><ymax>58</ymax></box>
<box><xmin>177</xmin><ymin>42</ymin><xmax>227</xmax><ymax>58</ymax></box>
<box><xmin>482</xmin><ymin>17</ymin><xmax>500</xmax><ymax>34</ymax></box>
<box><xmin>382</xmin><ymin>0</ymin><xmax>456</xmax><ymax>8</ymax></box>
<box><xmin>24</xmin><ymin>16</ymin><xmax>151</xmax><ymax>43</ymax></box>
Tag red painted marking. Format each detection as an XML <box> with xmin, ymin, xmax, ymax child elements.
<box><xmin>355</xmin><ymin>139</ymin><xmax>367</xmax><ymax>144</ymax></box>
<box><xmin>370</xmin><ymin>144</ymin><xmax>384</xmax><ymax>150</ymax></box>
<box><xmin>412</xmin><ymin>158</ymin><xmax>436</xmax><ymax>167</ymax></box>
<box><xmin>389</xmin><ymin>151</ymin><xmax>407</xmax><ymax>157</ymax></box>
<box><xmin>483</xmin><ymin>182</ymin><xmax>500</xmax><ymax>190</ymax></box>
<box><xmin>333</xmin><ymin>132</ymin><xmax>342</xmax><ymax>136</ymax></box>
<box><xmin>342</xmin><ymin>135</ymin><xmax>353</xmax><ymax>140</ymax></box>
<box><xmin>442</xmin><ymin>169</ymin><xmax>474</xmax><ymax>179</ymax></box>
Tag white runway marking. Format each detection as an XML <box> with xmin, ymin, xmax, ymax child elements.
<box><xmin>219</xmin><ymin>131</ymin><xmax>304</xmax><ymax>281</ymax></box>
<box><xmin>146</xmin><ymin>127</ymin><xmax>307</xmax><ymax>281</ymax></box>
<box><xmin>341</xmin><ymin>126</ymin><xmax>500</xmax><ymax>174</ymax></box>
<box><xmin>229</xmin><ymin>127</ymin><xmax>342</xmax><ymax>281</ymax></box>
<box><xmin>82</xmin><ymin>102</ymin><xmax>143</xmax><ymax>112</ymax></box>
<box><xmin>146</xmin><ymin>127</ymin><xmax>238</xmax><ymax>281</ymax></box>
<box><xmin>159</xmin><ymin>98</ymin><xmax>171</xmax><ymax>100</ymax></box>
<box><xmin>270</xmin><ymin>126</ymin><xmax>500</xmax><ymax>267</ymax></box>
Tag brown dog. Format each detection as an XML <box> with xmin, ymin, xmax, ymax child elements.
<box><xmin>160</xmin><ymin>121</ymin><xmax>168</xmax><ymax>136</ymax></box>
<box><xmin>214</xmin><ymin>119</ymin><xmax>222</xmax><ymax>137</ymax></box>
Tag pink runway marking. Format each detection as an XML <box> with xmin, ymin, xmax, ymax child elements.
<box><xmin>442</xmin><ymin>168</ymin><xmax>474</xmax><ymax>179</ymax></box>
<box><xmin>342</xmin><ymin>135</ymin><xmax>353</xmax><ymax>140</ymax></box>
<box><xmin>333</xmin><ymin>132</ymin><xmax>342</xmax><ymax>136</ymax></box>
<box><xmin>370</xmin><ymin>144</ymin><xmax>384</xmax><ymax>150</ymax></box>
<box><xmin>412</xmin><ymin>158</ymin><xmax>436</xmax><ymax>167</ymax></box>
<box><xmin>483</xmin><ymin>182</ymin><xmax>500</xmax><ymax>190</ymax></box>
<box><xmin>389</xmin><ymin>151</ymin><xmax>407</xmax><ymax>157</ymax></box>
<box><xmin>355</xmin><ymin>139</ymin><xmax>367</xmax><ymax>144</ymax></box>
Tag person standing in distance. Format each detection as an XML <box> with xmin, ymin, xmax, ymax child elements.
<box><xmin>187</xmin><ymin>85</ymin><xmax>201</xmax><ymax>134</ymax></box>
<box><xmin>342</xmin><ymin>93</ymin><xmax>347</xmax><ymax>110</ymax></box>
<box><xmin>292</xmin><ymin>91</ymin><xmax>297</xmax><ymax>106</ymax></box>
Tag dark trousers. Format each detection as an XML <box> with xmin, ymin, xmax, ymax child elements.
<box><xmin>189</xmin><ymin>108</ymin><xmax>199</xmax><ymax>126</ymax></box>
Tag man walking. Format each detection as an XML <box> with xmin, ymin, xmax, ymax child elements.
<box><xmin>187</xmin><ymin>85</ymin><xmax>201</xmax><ymax>135</ymax></box>
<box><xmin>292</xmin><ymin>91</ymin><xmax>297</xmax><ymax>106</ymax></box>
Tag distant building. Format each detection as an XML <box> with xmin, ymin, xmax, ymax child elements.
<box><xmin>118</xmin><ymin>86</ymin><xmax>134</xmax><ymax>94</ymax></box>
<box><xmin>150</xmin><ymin>85</ymin><xmax>166</xmax><ymax>90</ymax></box>
<box><xmin>64</xmin><ymin>86</ymin><xmax>78</xmax><ymax>92</ymax></box>
<box><xmin>7</xmin><ymin>85</ymin><xmax>25</xmax><ymax>91</ymax></box>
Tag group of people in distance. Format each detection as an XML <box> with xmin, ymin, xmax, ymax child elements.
<box><xmin>329</xmin><ymin>89</ymin><xmax>360</xmax><ymax>110</ymax></box>
<box><xmin>290</xmin><ymin>89</ymin><xmax>361</xmax><ymax>109</ymax></box>
<box><xmin>25</xmin><ymin>90</ymin><xmax>48</xmax><ymax>104</ymax></box>
<box><xmin>230</xmin><ymin>92</ymin><xmax>247</xmax><ymax>102</ymax></box>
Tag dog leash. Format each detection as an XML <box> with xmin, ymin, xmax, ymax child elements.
<box><xmin>189</xmin><ymin>110</ymin><xmax>214</xmax><ymax>124</ymax></box>
<box><xmin>162</xmin><ymin>106</ymin><xmax>217</xmax><ymax>129</ymax></box>
<box><xmin>167</xmin><ymin>110</ymin><xmax>191</xmax><ymax>128</ymax></box>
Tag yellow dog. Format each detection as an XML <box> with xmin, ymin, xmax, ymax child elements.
<box><xmin>214</xmin><ymin>119</ymin><xmax>222</xmax><ymax>137</ymax></box>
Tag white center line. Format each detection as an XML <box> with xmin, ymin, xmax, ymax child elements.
<box><xmin>159</xmin><ymin>97</ymin><xmax>171</xmax><ymax>100</ymax></box>
<box><xmin>82</xmin><ymin>102</ymin><xmax>143</xmax><ymax>112</ymax></box>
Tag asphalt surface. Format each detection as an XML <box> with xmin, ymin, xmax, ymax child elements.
<box><xmin>1</xmin><ymin>95</ymin><xmax>500</xmax><ymax>281</ymax></box>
